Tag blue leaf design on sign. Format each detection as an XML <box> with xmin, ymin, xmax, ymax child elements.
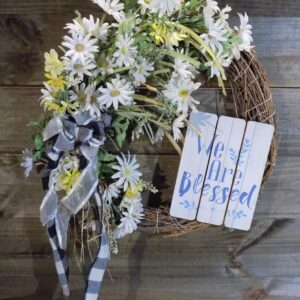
<box><xmin>229</xmin><ymin>148</ymin><xmax>238</xmax><ymax>164</ymax></box>
<box><xmin>227</xmin><ymin>209</ymin><xmax>247</xmax><ymax>219</ymax></box>
<box><xmin>229</xmin><ymin>139</ymin><xmax>251</xmax><ymax>166</ymax></box>
<box><xmin>179</xmin><ymin>200</ymin><xmax>197</xmax><ymax>211</ymax></box>
<box><xmin>238</xmin><ymin>138</ymin><xmax>250</xmax><ymax>165</ymax></box>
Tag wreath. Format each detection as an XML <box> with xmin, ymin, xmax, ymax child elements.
<box><xmin>21</xmin><ymin>0</ymin><xmax>277</xmax><ymax>297</ymax></box>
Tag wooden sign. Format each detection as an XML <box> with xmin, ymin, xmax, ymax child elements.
<box><xmin>170</xmin><ymin>113</ymin><xmax>274</xmax><ymax>231</ymax></box>
<box><xmin>196</xmin><ymin>116</ymin><xmax>246</xmax><ymax>225</ymax></box>
<box><xmin>224</xmin><ymin>121</ymin><xmax>274</xmax><ymax>230</ymax></box>
<box><xmin>170</xmin><ymin>112</ymin><xmax>218</xmax><ymax>220</ymax></box>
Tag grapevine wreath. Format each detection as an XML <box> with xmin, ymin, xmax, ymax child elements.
<box><xmin>22</xmin><ymin>0</ymin><xmax>277</xmax><ymax>298</ymax></box>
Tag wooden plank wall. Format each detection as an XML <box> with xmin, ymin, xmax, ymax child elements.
<box><xmin>0</xmin><ymin>1</ymin><xmax>300</xmax><ymax>299</ymax></box>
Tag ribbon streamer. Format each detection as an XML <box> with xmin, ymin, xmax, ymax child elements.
<box><xmin>47</xmin><ymin>192</ymin><xmax>110</xmax><ymax>299</ymax></box>
<box><xmin>40</xmin><ymin>155</ymin><xmax>99</xmax><ymax>249</ymax></box>
<box><xmin>40</xmin><ymin>112</ymin><xmax>111</xmax><ymax>297</ymax></box>
<box><xmin>85</xmin><ymin>192</ymin><xmax>109</xmax><ymax>300</ymax></box>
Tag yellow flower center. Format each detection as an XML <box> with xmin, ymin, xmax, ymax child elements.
<box><xmin>144</xmin><ymin>0</ymin><xmax>152</xmax><ymax>4</ymax></box>
<box><xmin>75</xmin><ymin>43</ymin><xmax>85</xmax><ymax>52</ymax></box>
<box><xmin>120</xmin><ymin>46</ymin><xmax>128</xmax><ymax>55</ymax></box>
<box><xmin>124</xmin><ymin>167</ymin><xmax>132</xmax><ymax>178</ymax></box>
<box><xmin>208</xmin><ymin>33</ymin><xmax>216</xmax><ymax>40</ymax></box>
<box><xmin>74</xmin><ymin>63</ymin><xmax>82</xmax><ymax>70</ymax></box>
<box><xmin>98</xmin><ymin>59</ymin><xmax>109</xmax><ymax>69</ymax></box>
<box><xmin>110</xmin><ymin>89</ymin><xmax>120</xmax><ymax>97</ymax></box>
<box><xmin>79</xmin><ymin>95</ymin><xmax>86</xmax><ymax>103</ymax></box>
<box><xmin>179</xmin><ymin>89</ymin><xmax>188</xmax><ymax>99</ymax></box>
<box><xmin>139</xmin><ymin>66</ymin><xmax>145</xmax><ymax>74</ymax></box>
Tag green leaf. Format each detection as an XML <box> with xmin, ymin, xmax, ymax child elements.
<box><xmin>34</xmin><ymin>134</ymin><xmax>43</xmax><ymax>151</ymax></box>
<box><xmin>99</xmin><ymin>152</ymin><xmax>116</xmax><ymax>162</ymax></box>
<box><xmin>32</xmin><ymin>151</ymin><xmax>42</xmax><ymax>161</ymax></box>
<box><xmin>28</xmin><ymin>115</ymin><xmax>51</xmax><ymax>131</ymax></box>
<box><xmin>124</xmin><ymin>0</ymin><xmax>137</xmax><ymax>11</ymax></box>
<box><xmin>111</xmin><ymin>116</ymin><xmax>130</xmax><ymax>148</ymax></box>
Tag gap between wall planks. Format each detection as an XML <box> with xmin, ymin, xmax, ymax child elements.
<box><xmin>1</xmin><ymin>0</ymin><xmax>300</xmax><ymax>299</ymax></box>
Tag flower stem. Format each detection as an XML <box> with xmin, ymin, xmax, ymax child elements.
<box><xmin>152</xmin><ymin>68</ymin><xmax>171</xmax><ymax>75</ymax></box>
<box><xmin>112</xmin><ymin>66</ymin><xmax>131</xmax><ymax>74</ymax></box>
<box><xmin>133</xmin><ymin>94</ymin><xmax>163</xmax><ymax>106</ymax></box>
<box><xmin>165</xmin><ymin>131</ymin><xmax>182</xmax><ymax>155</ymax></box>
<box><xmin>183</xmin><ymin>118</ymin><xmax>203</xmax><ymax>137</ymax></box>
<box><xmin>162</xmin><ymin>49</ymin><xmax>200</xmax><ymax>68</ymax></box>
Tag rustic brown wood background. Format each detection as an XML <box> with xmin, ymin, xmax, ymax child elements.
<box><xmin>0</xmin><ymin>0</ymin><xmax>300</xmax><ymax>299</ymax></box>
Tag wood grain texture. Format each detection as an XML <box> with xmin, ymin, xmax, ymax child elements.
<box><xmin>0</xmin><ymin>153</ymin><xmax>299</xmax><ymax>220</ymax></box>
<box><xmin>1</xmin><ymin>218</ymin><xmax>300</xmax><ymax>299</ymax></box>
<box><xmin>0</xmin><ymin>0</ymin><xmax>300</xmax><ymax>299</ymax></box>
<box><xmin>1</xmin><ymin>87</ymin><xmax>298</xmax><ymax>156</ymax></box>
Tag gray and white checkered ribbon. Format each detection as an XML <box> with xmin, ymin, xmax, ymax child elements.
<box><xmin>84</xmin><ymin>232</ymin><xmax>109</xmax><ymax>300</ymax></box>
<box><xmin>84</xmin><ymin>191</ymin><xmax>109</xmax><ymax>300</ymax></box>
<box><xmin>47</xmin><ymin>219</ymin><xmax>70</xmax><ymax>296</ymax></box>
<box><xmin>47</xmin><ymin>192</ymin><xmax>109</xmax><ymax>299</ymax></box>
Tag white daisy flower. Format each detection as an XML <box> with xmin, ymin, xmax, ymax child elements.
<box><xmin>155</xmin><ymin>127</ymin><xmax>165</xmax><ymax>142</ymax></box>
<box><xmin>39</xmin><ymin>83</ymin><xmax>55</xmax><ymax>104</ymax></box>
<box><xmin>98</xmin><ymin>75</ymin><xmax>134</xmax><ymax>110</ymax></box>
<box><xmin>69</xmin><ymin>83</ymin><xmax>87</xmax><ymax>104</ymax></box>
<box><xmin>92</xmin><ymin>0</ymin><xmax>125</xmax><ymax>23</ymax></box>
<box><xmin>132</xmin><ymin>58</ymin><xmax>154</xmax><ymax>85</ymax></box>
<box><xmin>65</xmin><ymin>19</ymin><xmax>83</xmax><ymax>35</ymax></box>
<box><xmin>113</xmin><ymin>198</ymin><xmax>144</xmax><ymax>239</ymax></box>
<box><xmin>173</xmin><ymin>57</ymin><xmax>197</xmax><ymax>79</ymax></box>
<box><xmin>163</xmin><ymin>77</ymin><xmax>201</xmax><ymax>114</ymax></box>
<box><xmin>203</xmin><ymin>0</ymin><xmax>220</xmax><ymax>26</ymax></box>
<box><xmin>131</xmin><ymin>123</ymin><xmax>144</xmax><ymax>141</ymax></box>
<box><xmin>21</xmin><ymin>148</ymin><xmax>33</xmax><ymax>177</ymax></box>
<box><xmin>62</xmin><ymin>31</ymin><xmax>98</xmax><ymax>64</ymax></box>
<box><xmin>201</xmin><ymin>20</ymin><xmax>227</xmax><ymax>54</ymax></box>
<box><xmin>64</xmin><ymin>57</ymin><xmax>96</xmax><ymax>78</ymax></box>
<box><xmin>232</xmin><ymin>13</ymin><xmax>253</xmax><ymax>59</ymax></box>
<box><xmin>111</xmin><ymin>153</ymin><xmax>142</xmax><ymax>191</ymax></box>
<box><xmin>138</xmin><ymin>0</ymin><xmax>153</xmax><ymax>14</ymax></box>
<box><xmin>205</xmin><ymin>54</ymin><xmax>231</xmax><ymax>78</ymax></box>
<box><xmin>113</xmin><ymin>34</ymin><xmax>137</xmax><ymax>67</ymax></box>
<box><xmin>65</xmin><ymin>16</ymin><xmax>110</xmax><ymax>42</ymax></box>
<box><xmin>149</xmin><ymin>0</ymin><xmax>181</xmax><ymax>17</ymax></box>
<box><xmin>84</xmin><ymin>83</ymin><xmax>102</xmax><ymax>118</ymax></box>
<box><xmin>103</xmin><ymin>183</ymin><xmax>120</xmax><ymax>204</ymax></box>
<box><xmin>69</xmin><ymin>83</ymin><xmax>101</xmax><ymax>117</ymax></box>
<box><xmin>82</xmin><ymin>15</ymin><xmax>100</xmax><ymax>36</ymax></box>
<box><xmin>84</xmin><ymin>16</ymin><xmax>110</xmax><ymax>41</ymax></box>
<box><xmin>219</xmin><ymin>5</ymin><xmax>232</xmax><ymax>26</ymax></box>
<box><xmin>95</xmin><ymin>53</ymin><xmax>115</xmax><ymax>76</ymax></box>
<box><xmin>97</xmin><ymin>22</ymin><xmax>110</xmax><ymax>41</ymax></box>
<box><xmin>172</xmin><ymin>115</ymin><xmax>186</xmax><ymax>142</ymax></box>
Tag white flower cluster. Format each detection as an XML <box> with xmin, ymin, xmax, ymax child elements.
<box><xmin>94</xmin><ymin>0</ymin><xmax>181</xmax><ymax>20</ymax></box>
<box><xmin>113</xmin><ymin>197</ymin><xmax>144</xmax><ymax>239</ymax></box>
<box><xmin>101</xmin><ymin>153</ymin><xmax>144</xmax><ymax>239</ymax></box>
<box><xmin>202</xmin><ymin>0</ymin><xmax>253</xmax><ymax>77</ymax></box>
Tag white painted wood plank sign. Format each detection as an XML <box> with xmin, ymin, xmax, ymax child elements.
<box><xmin>170</xmin><ymin>113</ymin><xmax>274</xmax><ymax>231</ymax></box>
<box><xmin>170</xmin><ymin>112</ymin><xmax>218</xmax><ymax>220</ymax></box>
<box><xmin>197</xmin><ymin>116</ymin><xmax>246</xmax><ymax>225</ymax></box>
<box><xmin>224</xmin><ymin>121</ymin><xmax>274</xmax><ymax>230</ymax></box>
